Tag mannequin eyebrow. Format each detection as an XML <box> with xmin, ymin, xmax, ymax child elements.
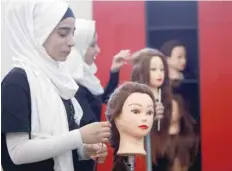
<box><xmin>128</xmin><ymin>103</ymin><xmax>142</xmax><ymax>107</ymax></box>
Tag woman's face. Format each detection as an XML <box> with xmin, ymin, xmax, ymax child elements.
<box><xmin>43</xmin><ymin>17</ymin><xmax>76</xmax><ymax>62</ymax></box>
<box><xmin>84</xmin><ymin>34</ymin><xmax>100</xmax><ymax>65</ymax></box>
<box><xmin>169</xmin><ymin>46</ymin><xmax>187</xmax><ymax>71</ymax></box>
<box><xmin>149</xmin><ymin>56</ymin><xmax>165</xmax><ymax>88</ymax></box>
<box><xmin>115</xmin><ymin>92</ymin><xmax>154</xmax><ymax>138</ymax></box>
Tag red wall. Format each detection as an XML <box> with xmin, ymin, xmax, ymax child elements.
<box><xmin>93</xmin><ymin>1</ymin><xmax>146</xmax><ymax>170</ymax></box>
<box><xmin>93</xmin><ymin>1</ymin><xmax>232</xmax><ymax>171</ymax></box>
<box><xmin>199</xmin><ymin>2</ymin><xmax>232</xmax><ymax>171</ymax></box>
<box><xmin>93</xmin><ymin>1</ymin><xmax>146</xmax><ymax>87</ymax></box>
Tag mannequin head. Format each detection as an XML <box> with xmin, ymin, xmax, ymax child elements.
<box><xmin>169</xmin><ymin>95</ymin><xmax>196</xmax><ymax>134</ymax></box>
<box><xmin>160</xmin><ymin>40</ymin><xmax>187</xmax><ymax>72</ymax></box>
<box><xmin>115</xmin><ymin>92</ymin><xmax>154</xmax><ymax>138</ymax></box>
<box><xmin>131</xmin><ymin>48</ymin><xmax>169</xmax><ymax>89</ymax></box>
<box><xmin>131</xmin><ymin>48</ymin><xmax>158</xmax><ymax>65</ymax></box>
<box><xmin>106</xmin><ymin>82</ymin><xmax>156</xmax><ymax>156</ymax></box>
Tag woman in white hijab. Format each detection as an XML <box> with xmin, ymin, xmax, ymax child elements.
<box><xmin>65</xmin><ymin>19</ymin><xmax>131</xmax><ymax>122</ymax></box>
<box><xmin>64</xmin><ymin>18</ymin><xmax>130</xmax><ymax>171</ymax></box>
<box><xmin>1</xmin><ymin>1</ymin><xmax>110</xmax><ymax>171</ymax></box>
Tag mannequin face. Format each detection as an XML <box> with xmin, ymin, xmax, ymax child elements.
<box><xmin>115</xmin><ymin>92</ymin><xmax>154</xmax><ymax>138</ymax></box>
<box><xmin>168</xmin><ymin>46</ymin><xmax>186</xmax><ymax>71</ymax></box>
<box><xmin>149</xmin><ymin>56</ymin><xmax>165</xmax><ymax>88</ymax></box>
<box><xmin>84</xmin><ymin>33</ymin><xmax>101</xmax><ymax>65</ymax></box>
<box><xmin>171</xmin><ymin>99</ymin><xmax>181</xmax><ymax>124</ymax></box>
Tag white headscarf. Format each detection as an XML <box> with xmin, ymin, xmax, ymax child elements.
<box><xmin>64</xmin><ymin>18</ymin><xmax>104</xmax><ymax>95</ymax></box>
<box><xmin>4</xmin><ymin>1</ymin><xmax>83</xmax><ymax>171</ymax></box>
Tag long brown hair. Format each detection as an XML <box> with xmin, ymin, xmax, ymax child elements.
<box><xmin>151</xmin><ymin>94</ymin><xmax>199</xmax><ymax>169</ymax></box>
<box><xmin>131</xmin><ymin>48</ymin><xmax>172</xmax><ymax>133</ymax></box>
<box><xmin>105</xmin><ymin>81</ymin><xmax>156</xmax><ymax>171</ymax></box>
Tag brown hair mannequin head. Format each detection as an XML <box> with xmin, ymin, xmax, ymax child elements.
<box><xmin>106</xmin><ymin>81</ymin><xmax>157</xmax><ymax>171</ymax></box>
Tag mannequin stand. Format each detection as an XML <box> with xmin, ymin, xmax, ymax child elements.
<box><xmin>125</xmin><ymin>155</ymin><xmax>135</xmax><ymax>171</ymax></box>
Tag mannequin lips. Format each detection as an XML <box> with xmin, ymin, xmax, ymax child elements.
<box><xmin>138</xmin><ymin>125</ymin><xmax>148</xmax><ymax>129</ymax></box>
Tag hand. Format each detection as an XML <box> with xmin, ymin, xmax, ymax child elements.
<box><xmin>79</xmin><ymin>122</ymin><xmax>111</xmax><ymax>144</ymax></box>
<box><xmin>155</xmin><ymin>102</ymin><xmax>164</xmax><ymax>120</ymax></box>
<box><xmin>110</xmin><ymin>50</ymin><xmax>131</xmax><ymax>72</ymax></box>
<box><xmin>84</xmin><ymin>143</ymin><xmax>108</xmax><ymax>163</ymax></box>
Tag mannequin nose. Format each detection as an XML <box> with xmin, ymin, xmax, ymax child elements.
<box><xmin>141</xmin><ymin>114</ymin><xmax>148</xmax><ymax>122</ymax></box>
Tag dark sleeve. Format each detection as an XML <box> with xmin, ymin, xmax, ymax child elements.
<box><xmin>102</xmin><ymin>71</ymin><xmax>119</xmax><ymax>103</ymax></box>
<box><xmin>1</xmin><ymin>69</ymin><xmax>31</xmax><ymax>133</ymax></box>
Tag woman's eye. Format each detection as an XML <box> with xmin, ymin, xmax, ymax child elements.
<box><xmin>59</xmin><ymin>32</ymin><xmax>68</xmax><ymax>37</ymax></box>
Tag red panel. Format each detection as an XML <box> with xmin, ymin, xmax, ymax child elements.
<box><xmin>93</xmin><ymin>1</ymin><xmax>146</xmax><ymax>171</ymax></box>
<box><xmin>93</xmin><ymin>1</ymin><xmax>146</xmax><ymax>87</ymax></box>
<box><xmin>199</xmin><ymin>2</ymin><xmax>232</xmax><ymax>171</ymax></box>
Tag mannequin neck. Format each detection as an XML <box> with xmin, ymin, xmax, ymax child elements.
<box><xmin>169</xmin><ymin>121</ymin><xmax>180</xmax><ymax>135</ymax></box>
<box><xmin>150</xmin><ymin>87</ymin><xmax>159</xmax><ymax>99</ymax></box>
<box><xmin>117</xmin><ymin>133</ymin><xmax>146</xmax><ymax>156</ymax></box>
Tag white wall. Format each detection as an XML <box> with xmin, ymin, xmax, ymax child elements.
<box><xmin>70</xmin><ymin>0</ymin><xmax>92</xmax><ymax>20</ymax></box>
<box><xmin>1</xmin><ymin>2</ymin><xmax>13</xmax><ymax>79</ymax></box>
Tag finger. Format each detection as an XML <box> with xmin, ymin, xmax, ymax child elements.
<box><xmin>84</xmin><ymin>144</ymin><xmax>92</xmax><ymax>149</ymax></box>
<box><xmin>98</xmin><ymin>160</ymin><xmax>104</xmax><ymax>164</ymax></box>
<box><xmin>100</xmin><ymin>121</ymin><xmax>111</xmax><ymax>128</ymax></box>
<box><xmin>101</xmin><ymin>132</ymin><xmax>111</xmax><ymax>139</ymax></box>
<box><xmin>97</xmin><ymin>145</ymin><xmax>107</xmax><ymax>154</ymax></box>
<box><xmin>156</xmin><ymin>106</ymin><xmax>164</xmax><ymax>111</ymax></box>
<box><xmin>156</xmin><ymin>111</ymin><xmax>164</xmax><ymax>115</ymax></box>
<box><xmin>155</xmin><ymin>115</ymin><xmax>163</xmax><ymax>119</ymax></box>
<box><xmin>155</xmin><ymin>115</ymin><xmax>163</xmax><ymax>120</ymax></box>
<box><xmin>96</xmin><ymin>151</ymin><xmax>108</xmax><ymax>158</ymax></box>
<box><xmin>90</xmin><ymin>155</ymin><xmax>97</xmax><ymax>160</ymax></box>
<box><xmin>120</xmin><ymin>49</ymin><xmax>130</xmax><ymax>54</ymax></box>
<box><xmin>90</xmin><ymin>144</ymin><xmax>101</xmax><ymax>152</ymax></box>
<box><xmin>119</xmin><ymin>50</ymin><xmax>131</xmax><ymax>58</ymax></box>
<box><xmin>98</xmin><ymin>157</ymin><xmax>106</xmax><ymax>163</ymax></box>
<box><xmin>101</xmin><ymin>137</ymin><xmax>109</xmax><ymax>143</ymax></box>
<box><xmin>96</xmin><ymin>143</ymin><xmax>104</xmax><ymax>153</ymax></box>
<box><xmin>101</xmin><ymin>127</ymin><xmax>111</xmax><ymax>133</ymax></box>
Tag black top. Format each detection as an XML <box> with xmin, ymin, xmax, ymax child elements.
<box><xmin>76</xmin><ymin>71</ymin><xmax>119</xmax><ymax>123</ymax></box>
<box><xmin>74</xmin><ymin>71</ymin><xmax>119</xmax><ymax>171</ymax></box>
<box><xmin>1</xmin><ymin>68</ymin><xmax>79</xmax><ymax>171</ymax></box>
